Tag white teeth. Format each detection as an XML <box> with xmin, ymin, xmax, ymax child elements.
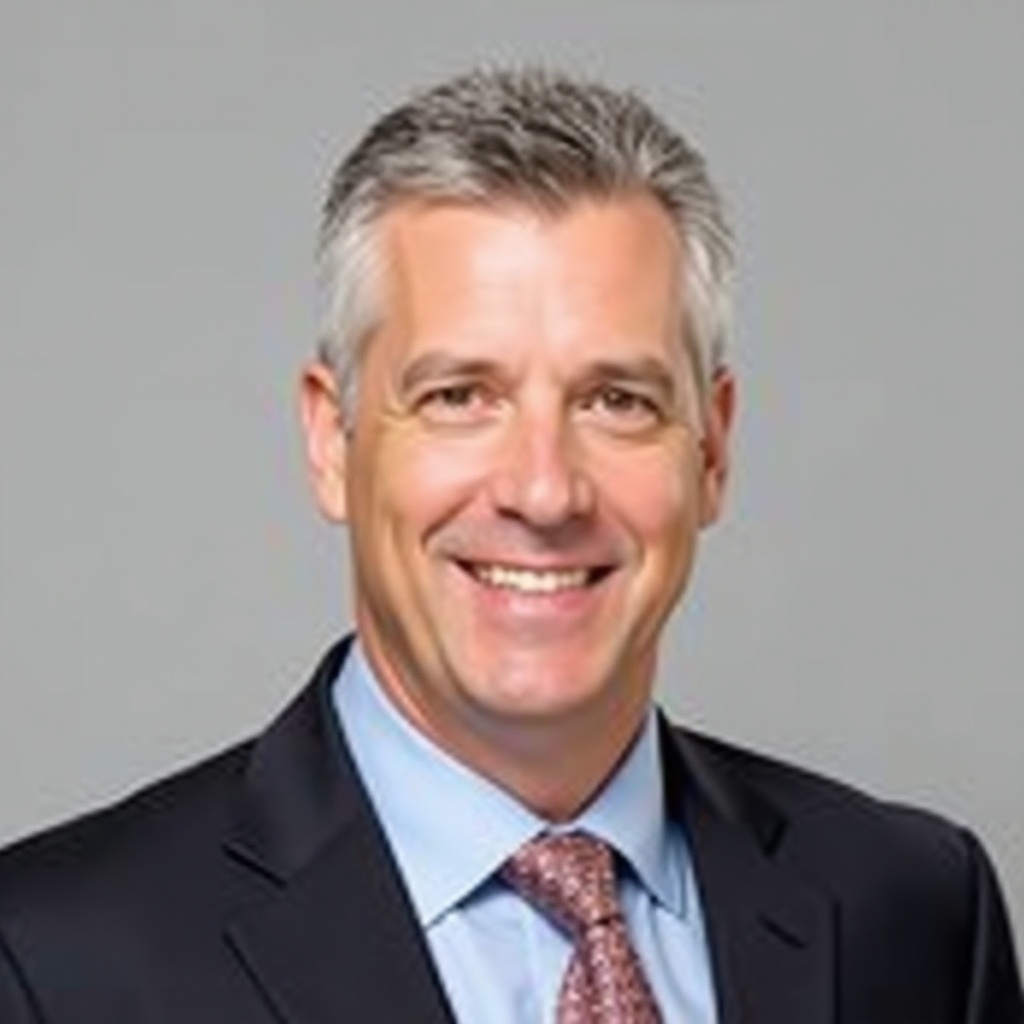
<box><xmin>472</xmin><ymin>564</ymin><xmax>590</xmax><ymax>594</ymax></box>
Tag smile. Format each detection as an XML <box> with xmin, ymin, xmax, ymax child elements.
<box><xmin>460</xmin><ymin>562</ymin><xmax>610</xmax><ymax>594</ymax></box>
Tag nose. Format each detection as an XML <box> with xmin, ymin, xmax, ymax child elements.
<box><xmin>489</xmin><ymin>406</ymin><xmax>596</xmax><ymax>528</ymax></box>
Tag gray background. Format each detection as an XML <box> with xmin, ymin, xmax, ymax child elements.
<box><xmin>2</xmin><ymin>2</ymin><xmax>1021</xmax><ymax>938</ymax></box>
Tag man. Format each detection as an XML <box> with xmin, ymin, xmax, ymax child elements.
<box><xmin>0</xmin><ymin>67</ymin><xmax>1020</xmax><ymax>1023</ymax></box>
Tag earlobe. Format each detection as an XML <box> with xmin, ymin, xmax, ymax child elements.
<box><xmin>698</xmin><ymin>367</ymin><xmax>736</xmax><ymax>528</ymax></box>
<box><xmin>299</xmin><ymin>361</ymin><xmax>351</xmax><ymax>523</ymax></box>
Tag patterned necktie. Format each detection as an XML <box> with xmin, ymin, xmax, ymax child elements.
<box><xmin>502</xmin><ymin>831</ymin><xmax>663</xmax><ymax>1024</ymax></box>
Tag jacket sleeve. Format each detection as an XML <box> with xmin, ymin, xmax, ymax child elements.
<box><xmin>963</xmin><ymin>830</ymin><xmax>1024</xmax><ymax>1023</ymax></box>
<box><xmin>0</xmin><ymin>932</ymin><xmax>43</xmax><ymax>1023</ymax></box>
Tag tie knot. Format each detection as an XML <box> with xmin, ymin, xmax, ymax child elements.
<box><xmin>502</xmin><ymin>831</ymin><xmax>622</xmax><ymax>939</ymax></box>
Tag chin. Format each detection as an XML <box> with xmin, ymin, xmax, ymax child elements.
<box><xmin>456</xmin><ymin>649</ymin><xmax>625</xmax><ymax>723</ymax></box>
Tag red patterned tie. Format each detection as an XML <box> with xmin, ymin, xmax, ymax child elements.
<box><xmin>502</xmin><ymin>831</ymin><xmax>663</xmax><ymax>1023</ymax></box>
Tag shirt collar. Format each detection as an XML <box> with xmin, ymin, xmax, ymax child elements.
<box><xmin>333</xmin><ymin>640</ymin><xmax>686</xmax><ymax>927</ymax></box>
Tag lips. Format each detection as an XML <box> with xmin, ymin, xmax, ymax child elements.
<box><xmin>457</xmin><ymin>561</ymin><xmax>613</xmax><ymax>594</ymax></box>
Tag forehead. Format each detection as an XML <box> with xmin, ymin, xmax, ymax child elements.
<box><xmin>372</xmin><ymin>195</ymin><xmax>686</xmax><ymax>352</ymax></box>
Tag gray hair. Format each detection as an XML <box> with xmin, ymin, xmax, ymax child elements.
<box><xmin>317</xmin><ymin>67</ymin><xmax>734</xmax><ymax>418</ymax></box>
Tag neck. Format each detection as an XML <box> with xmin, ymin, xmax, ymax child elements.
<box><xmin>457</xmin><ymin>704</ymin><xmax>650</xmax><ymax>821</ymax></box>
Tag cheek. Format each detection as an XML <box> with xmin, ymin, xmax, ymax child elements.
<box><xmin>361</xmin><ymin>432</ymin><xmax>495</xmax><ymax>541</ymax></box>
<box><xmin>595</xmin><ymin>448</ymin><xmax>701</xmax><ymax>547</ymax></box>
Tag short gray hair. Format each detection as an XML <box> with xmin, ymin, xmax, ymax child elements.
<box><xmin>317</xmin><ymin>67</ymin><xmax>734</xmax><ymax>416</ymax></box>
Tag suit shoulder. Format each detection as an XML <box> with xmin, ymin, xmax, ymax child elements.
<box><xmin>674</xmin><ymin>727</ymin><xmax>1023</xmax><ymax>1011</ymax></box>
<box><xmin>0</xmin><ymin>739</ymin><xmax>253</xmax><ymax>921</ymax></box>
<box><xmin>675</xmin><ymin>727</ymin><xmax>978</xmax><ymax>878</ymax></box>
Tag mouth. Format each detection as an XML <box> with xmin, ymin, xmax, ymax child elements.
<box><xmin>456</xmin><ymin>560</ymin><xmax>614</xmax><ymax>595</ymax></box>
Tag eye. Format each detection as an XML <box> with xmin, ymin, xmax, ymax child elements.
<box><xmin>416</xmin><ymin>381</ymin><xmax>497</xmax><ymax>425</ymax></box>
<box><xmin>580</xmin><ymin>385</ymin><xmax>663</xmax><ymax>432</ymax></box>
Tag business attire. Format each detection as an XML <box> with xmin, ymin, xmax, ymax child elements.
<box><xmin>334</xmin><ymin>641</ymin><xmax>718</xmax><ymax>1022</ymax></box>
<box><xmin>0</xmin><ymin>636</ymin><xmax>1020</xmax><ymax>1022</ymax></box>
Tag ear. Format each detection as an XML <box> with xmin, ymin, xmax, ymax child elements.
<box><xmin>698</xmin><ymin>366</ymin><xmax>737</xmax><ymax>528</ymax></box>
<box><xmin>299</xmin><ymin>361</ymin><xmax>351</xmax><ymax>523</ymax></box>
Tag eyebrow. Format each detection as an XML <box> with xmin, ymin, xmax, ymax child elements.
<box><xmin>397</xmin><ymin>352</ymin><xmax>502</xmax><ymax>395</ymax></box>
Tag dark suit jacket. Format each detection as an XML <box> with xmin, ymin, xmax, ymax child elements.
<box><xmin>0</xmin><ymin>638</ymin><xmax>1020</xmax><ymax>1023</ymax></box>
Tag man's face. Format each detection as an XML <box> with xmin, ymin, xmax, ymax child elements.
<box><xmin>302</xmin><ymin>195</ymin><xmax>733</xmax><ymax>777</ymax></box>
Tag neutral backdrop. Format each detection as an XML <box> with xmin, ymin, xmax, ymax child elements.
<box><xmin>2</xmin><ymin>2</ymin><xmax>1021</xmax><ymax>938</ymax></box>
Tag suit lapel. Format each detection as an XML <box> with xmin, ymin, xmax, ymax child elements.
<box><xmin>224</xmin><ymin>823</ymin><xmax>455</xmax><ymax>1024</ymax></box>
<box><xmin>665</xmin><ymin>724</ymin><xmax>837</xmax><ymax>1024</ymax></box>
<box><xmin>221</xmin><ymin>639</ymin><xmax>456</xmax><ymax>1024</ymax></box>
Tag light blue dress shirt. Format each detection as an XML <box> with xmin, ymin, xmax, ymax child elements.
<box><xmin>334</xmin><ymin>641</ymin><xmax>718</xmax><ymax>1024</ymax></box>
